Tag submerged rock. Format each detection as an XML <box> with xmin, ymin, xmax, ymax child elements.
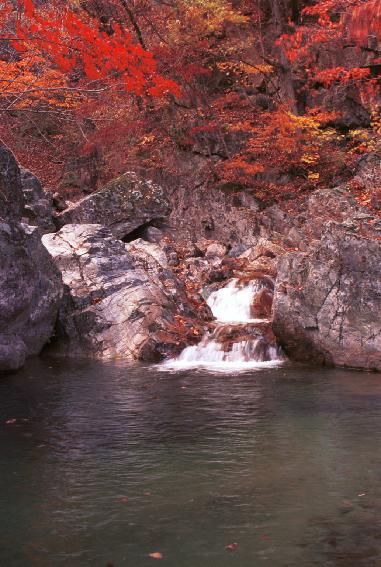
<box><xmin>42</xmin><ymin>225</ymin><xmax>209</xmax><ymax>361</ymax></box>
<box><xmin>0</xmin><ymin>145</ymin><xmax>63</xmax><ymax>371</ymax></box>
<box><xmin>56</xmin><ymin>172</ymin><xmax>171</xmax><ymax>240</ymax></box>
<box><xmin>273</xmin><ymin>221</ymin><xmax>381</xmax><ymax>371</ymax></box>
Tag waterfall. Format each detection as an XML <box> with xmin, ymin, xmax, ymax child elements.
<box><xmin>207</xmin><ymin>279</ymin><xmax>265</xmax><ymax>323</ymax></box>
<box><xmin>162</xmin><ymin>278</ymin><xmax>284</xmax><ymax>372</ymax></box>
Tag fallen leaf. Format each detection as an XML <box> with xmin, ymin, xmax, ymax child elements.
<box><xmin>144</xmin><ymin>491</ymin><xmax>152</xmax><ymax>497</ymax></box>
<box><xmin>225</xmin><ymin>543</ymin><xmax>238</xmax><ymax>552</ymax></box>
<box><xmin>5</xmin><ymin>419</ymin><xmax>17</xmax><ymax>424</ymax></box>
<box><xmin>149</xmin><ymin>552</ymin><xmax>163</xmax><ymax>559</ymax></box>
<box><xmin>119</xmin><ymin>496</ymin><xmax>129</xmax><ymax>504</ymax></box>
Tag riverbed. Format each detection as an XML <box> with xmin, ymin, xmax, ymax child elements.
<box><xmin>1</xmin><ymin>359</ymin><xmax>381</xmax><ymax>566</ymax></box>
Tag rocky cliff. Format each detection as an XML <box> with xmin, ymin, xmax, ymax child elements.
<box><xmin>0</xmin><ymin>145</ymin><xmax>63</xmax><ymax>371</ymax></box>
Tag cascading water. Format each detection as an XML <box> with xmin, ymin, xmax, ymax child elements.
<box><xmin>207</xmin><ymin>278</ymin><xmax>265</xmax><ymax>323</ymax></box>
<box><xmin>162</xmin><ymin>278</ymin><xmax>284</xmax><ymax>372</ymax></box>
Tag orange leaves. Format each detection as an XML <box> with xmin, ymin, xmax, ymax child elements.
<box><xmin>314</xmin><ymin>67</ymin><xmax>371</xmax><ymax>87</ymax></box>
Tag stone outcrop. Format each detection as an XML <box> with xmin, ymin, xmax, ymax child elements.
<box><xmin>57</xmin><ymin>172</ymin><xmax>171</xmax><ymax>239</ymax></box>
<box><xmin>0</xmin><ymin>145</ymin><xmax>24</xmax><ymax>221</ymax></box>
<box><xmin>42</xmin><ymin>225</ymin><xmax>211</xmax><ymax>361</ymax></box>
<box><xmin>0</xmin><ymin>146</ymin><xmax>63</xmax><ymax>371</ymax></box>
<box><xmin>20</xmin><ymin>167</ymin><xmax>55</xmax><ymax>233</ymax></box>
<box><xmin>273</xmin><ymin>221</ymin><xmax>381</xmax><ymax>371</ymax></box>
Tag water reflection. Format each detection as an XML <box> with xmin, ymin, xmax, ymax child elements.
<box><xmin>0</xmin><ymin>359</ymin><xmax>381</xmax><ymax>566</ymax></box>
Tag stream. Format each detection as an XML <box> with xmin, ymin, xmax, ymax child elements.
<box><xmin>1</xmin><ymin>360</ymin><xmax>381</xmax><ymax>566</ymax></box>
<box><xmin>1</xmin><ymin>280</ymin><xmax>381</xmax><ymax>566</ymax></box>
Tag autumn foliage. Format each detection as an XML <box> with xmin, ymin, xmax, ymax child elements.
<box><xmin>0</xmin><ymin>0</ymin><xmax>380</xmax><ymax>200</ymax></box>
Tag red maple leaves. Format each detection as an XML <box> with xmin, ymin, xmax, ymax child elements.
<box><xmin>13</xmin><ymin>0</ymin><xmax>180</xmax><ymax>98</ymax></box>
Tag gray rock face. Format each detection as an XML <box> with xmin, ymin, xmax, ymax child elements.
<box><xmin>57</xmin><ymin>172</ymin><xmax>171</xmax><ymax>239</ymax></box>
<box><xmin>0</xmin><ymin>224</ymin><xmax>63</xmax><ymax>371</ymax></box>
<box><xmin>20</xmin><ymin>167</ymin><xmax>55</xmax><ymax>233</ymax></box>
<box><xmin>0</xmin><ymin>145</ymin><xmax>63</xmax><ymax>372</ymax></box>
<box><xmin>273</xmin><ymin>222</ymin><xmax>381</xmax><ymax>371</ymax></box>
<box><xmin>42</xmin><ymin>225</ymin><xmax>209</xmax><ymax>361</ymax></box>
<box><xmin>0</xmin><ymin>145</ymin><xmax>24</xmax><ymax>221</ymax></box>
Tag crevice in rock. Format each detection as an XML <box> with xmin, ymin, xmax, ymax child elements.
<box><xmin>122</xmin><ymin>218</ymin><xmax>165</xmax><ymax>243</ymax></box>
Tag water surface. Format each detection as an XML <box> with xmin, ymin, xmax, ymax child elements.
<box><xmin>1</xmin><ymin>359</ymin><xmax>381</xmax><ymax>566</ymax></box>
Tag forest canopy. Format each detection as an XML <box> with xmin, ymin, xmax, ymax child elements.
<box><xmin>0</xmin><ymin>0</ymin><xmax>380</xmax><ymax>200</ymax></box>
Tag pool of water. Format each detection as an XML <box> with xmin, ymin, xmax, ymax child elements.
<box><xmin>1</xmin><ymin>358</ymin><xmax>381</xmax><ymax>566</ymax></box>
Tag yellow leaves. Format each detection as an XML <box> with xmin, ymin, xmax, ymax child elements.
<box><xmin>216</xmin><ymin>61</ymin><xmax>273</xmax><ymax>77</ymax></box>
<box><xmin>168</xmin><ymin>0</ymin><xmax>248</xmax><ymax>44</ymax></box>
<box><xmin>371</xmin><ymin>109</ymin><xmax>381</xmax><ymax>134</ymax></box>
<box><xmin>139</xmin><ymin>134</ymin><xmax>156</xmax><ymax>146</ymax></box>
<box><xmin>184</xmin><ymin>0</ymin><xmax>249</xmax><ymax>31</ymax></box>
<box><xmin>308</xmin><ymin>172</ymin><xmax>320</xmax><ymax>180</ymax></box>
<box><xmin>301</xmin><ymin>153</ymin><xmax>319</xmax><ymax>165</ymax></box>
<box><xmin>240</xmin><ymin>63</ymin><xmax>273</xmax><ymax>75</ymax></box>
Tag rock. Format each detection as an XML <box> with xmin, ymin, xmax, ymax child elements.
<box><xmin>52</xmin><ymin>192</ymin><xmax>68</xmax><ymax>212</ymax></box>
<box><xmin>354</xmin><ymin>153</ymin><xmax>381</xmax><ymax>191</ymax></box>
<box><xmin>0</xmin><ymin>145</ymin><xmax>63</xmax><ymax>372</ymax></box>
<box><xmin>195</xmin><ymin>238</ymin><xmax>214</xmax><ymax>256</ymax></box>
<box><xmin>251</xmin><ymin>288</ymin><xmax>273</xmax><ymax>319</ymax></box>
<box><xmin>57</xmin><ymin>172</ymin><xmax>171</xmax><ymax>239</ymax></box>
<box><xmin>205</xmin><ymin>242</ymin><xmax>228</xmax><ymax>259</ymax></box>
<box><xmin>42</xmin><ymin>224</ymin><xmax>210</xmax><ymax>361</ymax></box>
<box><xmin>20</xmin><ymin>167</ymin><xmax>55</xmax><ymax>233</ymax></box>
<box><xmin>273</xmin><ymin>222</ymin><xmax>381</xmax><ymax>371</ymax></box>
<box><xmin>0</xmin><ymin>144</ymin><xmax>24</xmax><ymax>221</ymax></box>
<box><xmin>0</xmin><ymin>222</ymin><xmax>63</xmax><ymax>372</ymax></box>
<box><xmin>125</xmin><ymin>238</ymin><xmax>168</xmax><ymax>268</ymax></box>
<box><xmin>144</xmin><ymin>226</ymin><xmax>164</xmax><ymax>243</ymax></box>
<box><xmin>239</xmin><ymin>238</ymin><xmax>286</xmax><ymax>277</ymax></box>
<box><xmin>228</xmin><ymin>244</ymin><xmax>250</xmax><ymax>257</ymax></box>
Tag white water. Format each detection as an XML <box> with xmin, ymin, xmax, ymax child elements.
<box><xmin>162</xmin><ymin>278</ymin><xmax>284</xmax><ymax>372</ymax></box>
<box><xmin>207</xmin><ymin>279</ymin><xmax>264</xmax><ymax>323</ymax></box>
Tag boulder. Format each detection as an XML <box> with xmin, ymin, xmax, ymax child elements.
<box><xmin>273</xmin><ymin>222</ymin><xmax>381</xmax><ymax>371</ymax></box>
<box><xmin>57</xmin><ymin>172</ymin><xmax>171</xmax><ymax>239</ymax></box>
<box><xmin>205</xmin><ymin>242</ymin><xmax>228</xmax><ymax>259</ymax></box>
<box><xmin>239</xmin><ymin>238</ymin><xmax>286</xmax><ymax>277</ymax></box>
<box><xmin>0</xmin><ymin>145</ymin><xmax>63</xmax><ymax>372</ymax></box>
<box><xmin>42</xmin><ymin>225</ymin><xmax>210</xmax><ymax>361</ymax></box>
<box><xmin>251</xmin><ymin>288</ymin><xmax>273</xmax><ymax>320</ymax></box>
<box><xmin>20</xmin><ymin>167</ymin><xmax>55</xmax><ymax>233</ymax></box>
<box><xmin>0</xmin><ymin>224</ymin><xmax>63</xmax><ymax>371</ymax></box>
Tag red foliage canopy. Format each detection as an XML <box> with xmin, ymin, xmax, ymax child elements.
<box><xmin>13</xmin><ymin>0</ymin><xmax>180</xmax><ymax>98</ymax></box>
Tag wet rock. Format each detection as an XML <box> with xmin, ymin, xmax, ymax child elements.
<box><xmin>251</xmin><ymin>287</ymin><xmax>273</xmax><ymax>319</ymax></box>
<box><xmin>56</xmin><ymin>172</ymin><xmax>171</xmax><ymax>240</ymax></box>
<box><xmin>273</xmin><ymin>221</ymin><xmax>381</xmax><ymax>371</ymax></box>
<box><xmin>20</xmin><ymin>167</ymin><xmax>55</xmax><ymax>233</ymax></box>
<box><xmin>42</xmin><ymin>224</ymin><xmax>210</xmax><ymax>361</ymax></box>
